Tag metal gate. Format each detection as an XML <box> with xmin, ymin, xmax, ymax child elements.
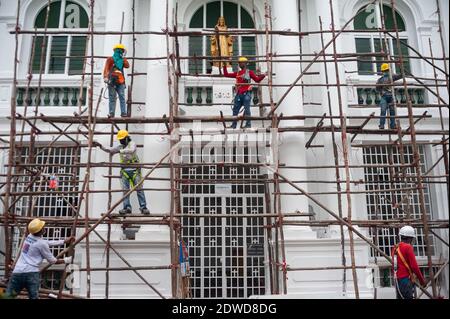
<box><xmin>180</xmin><ymin>146</ymin><xmax>267</xmax><ymax>298</ymax></box>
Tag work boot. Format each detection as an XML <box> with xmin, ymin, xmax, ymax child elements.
<box><xmin>379</xmin><ymin>125</ymin><xmax>385</xmax><ymax>130</ymax></box>
<box><xmin>119</xmin><ymin>207</ymin><xmax>132</xmax><ymax>215</ymax></box>
<box><xmin>140</xmin><ymin>207</ymin><xmax>150</xmax><ymax>215</ymax></box>
<box><xmin>107</xmin><ymin>113</ymin><xmax>114</xmax><ymax>119</ymax></box>
<box><xmin>244</xmin><ymin>123</ymin><xmax>251</xmax><ymax>128</ymax></box>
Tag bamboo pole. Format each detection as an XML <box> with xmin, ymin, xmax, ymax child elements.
<box><xmin>389</xmin><ymin>0</ymin><xmax>437</xmax><ymax>298</ymax></box>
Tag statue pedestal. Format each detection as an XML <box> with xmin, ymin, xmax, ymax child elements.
<box><xmin>211</xmin><ymin>66</ymin><xmax>233</xmax><ymax>75</ymax></box>
<box><xmin>213</xmin><ymin>84</ymin><xmax>233</xmax><ymax>105</ymax></box>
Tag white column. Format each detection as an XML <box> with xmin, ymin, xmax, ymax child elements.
<box><xmin>272</xmin><ymin>0</ymin><xmax>315</xmax><ymax>239</ymax></box>
<box><xmin>136</xmin><ymin>0</ymin><xmax>174</xmax><ymax>239</ymax></box>
<box><xmin>91</xmin><ymin>0</ymin><xmax>132</xmax><ymax>231</ymax></box>
<box><xmin>313</xmin><ymin>0</ymin><xmax>341</xmax><ymax>216</ymax></box>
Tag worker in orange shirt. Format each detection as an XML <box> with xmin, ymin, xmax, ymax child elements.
<box><xmin>392</xmin><ymin>226</ymin><xmax>426</xmax><ymax>299</ymax></box>
<box><xmin>103</xmin><ymin>44</ymin><xmax>130</xmax><ymax>118</ymax></box>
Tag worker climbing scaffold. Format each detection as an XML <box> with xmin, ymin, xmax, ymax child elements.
<box><xmin>222</xmin><ymin>56</ymin><xmax>266</xmax><ymax>129</ymax></box>
<box><xmin>376</xmin><ymin>63</ymin><xmax>404</xmax><ymax>130</ymax></box>
<box><xmin>392</xmin><ymin>226</ymin><xmax>427</xmax><ymax>299</ymax></box>
<box><xmin>4</xmin><ymin>219</ymin><xmax>74</xmax><ymax>299</ymax></box>
<box><xmin>96</xmin><ymin>130</ymin><xmax>150</xmax><ymax>215</ymax></box>
<box><xmin>103</xmin><ymin>44</ymin><xmax>130</xmax><ymax>118</ymax></box>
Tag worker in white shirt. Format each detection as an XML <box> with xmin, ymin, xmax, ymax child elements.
<box><xmin>5</xmin><ymin>218</ymin><xmax>75</xmax><ymax>299</ymax></box>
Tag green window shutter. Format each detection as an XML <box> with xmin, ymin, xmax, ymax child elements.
<box><xmin>242</xmin><ymin>36</ymin><xmax>256</xmax><ymax>71</ymax></box>
<box><xmin>189</xmin><ymin>36</ymin><xmax>204</xmax><ymax>74</ymax></box>
<box><xmin>393</xmin><ymin>39</ymin><xmax>410</xmax><ymax>73</ymax></box>
<box><xmin>354</xmin><ymin>5</ymin><xmax>406</xmax><ymax>31</ymax></box>
<box><xmin>69</xmin><ymin>36</ymin><xmax>87</xmax><ymax>75</ymax></box>
<box><xmin>32</xmin><ymin>36</ymin><xmax>47</xmax><ymax>73</ymax></box>
<box><xmin>48</xmin><ymin>36</ymin><xmax>68</xmax><ymax>74</ymax></box>
<box><xmin>206</xmin><ymin>1</ymin><xmax>221</xmax><ymax>28</ymax></box>
<box><xmin>64</xmin><ymin>1</ymin><xmax>89</xmax><ymax>28</ymax></box>
<box><xmin>355</xmin><ymin>38</ymin><xmax>373</xmax><ymax>75</ymax></box>
<box><xmin>241</xmin><ymin>6</ymin><xmax>254</xmax><ymax>29</ymax></box>
<box><xmin>223</xmin><ymin>1</ymin><xmax>238</xmax><ymax>28</ymax></box>
<box><xmin>383</xmin><ymin>5</ymin><xmax>406</xmax><ymax>31</ymax></box>
<box><xmin>373</xmin><ymin>38</ymin><xmax>389</xmax><ymax>73</ymax></box>
<box><xmin>206</xmin><ymin>36</ymin><xmax>212</xmax><ymax>74</ymax></box>
<box><xmin>190</xmin><ymin>6</ymin><xmax>204</xmax><ymax>28</ymax></box>
<box><xmin>35</xmin><ymin>1</ymin><xmax>61</xmax><ymax>28</ymax></box>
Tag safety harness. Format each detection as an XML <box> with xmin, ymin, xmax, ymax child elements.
<box><xmin>120</xmin><ymin>151</ymin><xmax>140</xmax><ymax>187</ymax></box>
<box><xmin>232</xmin><ymin>69</ymin><xmax>252</xmax><ymax>115</ymax></box>
<box><xmin>236</xmin><ymin>69</ymin><xmax>252</xmax><ymax>92</ymax></box>
<box><xmin>108</xmin><ymin>57</ymin><xmax>125</xmax><ymax>86</ymax></box>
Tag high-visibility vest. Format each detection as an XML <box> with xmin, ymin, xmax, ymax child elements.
<box><xmin>119</xmin><ymin>151</ymin><xmax>139</xmax><ymax>165</ymax></box>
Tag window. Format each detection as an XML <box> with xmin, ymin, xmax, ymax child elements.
<box><xmin>354</xmin><ymin>5</ymin><xmax>410</xmax><ymax>75</ymax></box>
<box><xmin>13</xmin><ymin>145</ymin><xmax>80</xmax><ymax>290</ymax></box>
<box><xmin>32</xmin><ymin>1</ymin><xmax>88</xmax><ymax>75</ymax></box>
<box><xmin>362</xmin><ymin>145</ymin><xmax>435</xmax><ymax>259</ymax></box>
<box><xmin>180</xmin><ymin>146</ymin><xmax>266</xmax><ymax>298</ymax></box>
<box><xmin>188</xmin><ymin>1</ymin><xmax>256</xmax><ymax>74</ymax></box>
<box><xmin>14</xmin><ymin>145</ymin><xmax>80</xmax><ymax>254</ymax></box>
<box><xmin>378</xmin><ymin>266</ymin><xmax>439</xmax><ymax>288</ymax></box>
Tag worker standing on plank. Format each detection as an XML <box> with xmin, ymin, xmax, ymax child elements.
<box><xmin>5</xmin><ymin>218</ymin><xmax>74</xmax><ymax>299</ymax></box>
<box><xmin>103</xmin><ymin>44</ymin><xmax>130</xmax><ymax>118</ymax></box>
<box><xmin>376</xmin><ymin>63</ymin><xmax>403</xmax><ymax>130</ymax></box>
<box><xmin>392</xmin><ymin>225</ymin><xmax>426</xmax><ymax>299</ymax></box>
<box><xmin>223</xmin><ymin>57</ymin><xmax>266</xmax><ymax>129</ymax></box>
<box><xmin>97</xmin><ymin>130</ymin><xmax>150</xmax><ymax>215</ymax></box>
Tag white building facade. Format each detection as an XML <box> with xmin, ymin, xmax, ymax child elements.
<box><xmin>0</xmin><ymin>0</ymin><xmax>448</xmax><ymax>299</ymax></box>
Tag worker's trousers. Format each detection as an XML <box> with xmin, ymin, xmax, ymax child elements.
<box><xmin>6</xmin><ymin>272</ymin><xmax>40</xmax><ymax>299</ymax></box>
<box><xmin>121</xmin><ymin>169</ymin><xmax>147</xmax><ymax>210</ymax></box>
<box><xmin>108</xmin><ymin>83</ymin><xmax>127</xmax><ymax>117</ymax></box>
<box><xmin>231</xmin><ymin>91</ymin><xmax>252</xmax><ymax>128</ymax></box>
<box><xmin>379</xmin><ymin>94</ymin><xmax>396</xmax><ymax>129</ymax></box>
<box><xmin>395</xmin><ymin>277</ymin><xmax>415</xmax><ymax>299</ymax></box>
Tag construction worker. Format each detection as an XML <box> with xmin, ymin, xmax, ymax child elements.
<box><xmin>223</xmin><ymin>57</ymin><xmax>266</xmax><ymax>129</ymax></box>
<box><xmin>5</xmin><ymin>218</ymin><xmax>74</xmax><ymax>299</ymax></box>
<box><xmin>98</xmin><ymin>130</ymin><xmax>150</xmax><ymax>215</ymax></box>
<box><xmin>392</xmin><ymin>225</ymin><xmax>426</xmax><ymax>299</ymax></box>
<box><xmin>103</xmin><ymin>44</ymin><xmax>130</xmax><ymax>118</ymax></box>
<box><xmin>376</xmin><ymin>63</ymin><xmax>403</xmax><ymax>130</ymax></box>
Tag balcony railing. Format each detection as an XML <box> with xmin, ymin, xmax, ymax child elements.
<box><xmin>16</xmin><ymin>87</ymin><xmax>87</xmax><ymax>107</ymax></box>
<box><xmin>356</xmin><ymin>88</ymin><xmax>425</xmax><ymax>106</ymax></box>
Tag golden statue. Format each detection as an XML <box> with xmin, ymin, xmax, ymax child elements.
<box><xmin>210</xmin><ymin>16</ymin><xmax>234</xmax><ymax>68</ymax></box>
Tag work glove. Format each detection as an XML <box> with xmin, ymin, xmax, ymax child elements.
<box><xmin>63</xmin><ymin>256</ymin><xmax>73</xmax><ymax>264</ymax></box>
<box><xmin>64</xmin><ymin>236</ymin><xmax>76</xmax><ymax>245</ymax></box>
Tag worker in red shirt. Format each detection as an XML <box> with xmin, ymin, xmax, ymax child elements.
<box><xmin>223</xmin><ymin>57</ymin><xmax>266</xmax><ymax>129</ymax></box>
<box><xmin>392</xmin><ymin>226</ymin><xmax>426</xmax><ymax>299</ymax></box>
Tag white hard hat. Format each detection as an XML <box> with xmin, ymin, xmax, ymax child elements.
<box><xmin>399</xmin><ymin>225</ymin><xmax>416</xmax><ymax>238</ymax></box>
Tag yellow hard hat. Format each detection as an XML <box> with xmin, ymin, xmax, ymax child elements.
<box><xmin>238</xmin><ymin>56</ymin><xmax>248</xmax><ymax>63</ymax></box>
<box><xmin>113</xmin><ymin>43</ymin><xmax>126</xmax><ymax>50</ymax></box>
<box><xmin>28</xmin><ymin>218</ymin><xmax>45</xmax><ymax>234</ymax></box>
<box><xmin>117</xmin><ymin>129</ymin><xmax>129</xmax><ymax>140</ymax></box>
<box><xmin>381</xmin><ymin>63</ymin><xmax>390</xmax><ymax>72</ymax></box>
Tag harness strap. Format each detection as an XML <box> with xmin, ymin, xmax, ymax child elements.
<box><xmin>121</xmin><ymin>169</ymin><xmax>140</xmax><ymax>188</ymax></box>
<box><xmin>394</xmin><ymin>244</ymin><xmax>416</xmax><ymax>283</ymax></box>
